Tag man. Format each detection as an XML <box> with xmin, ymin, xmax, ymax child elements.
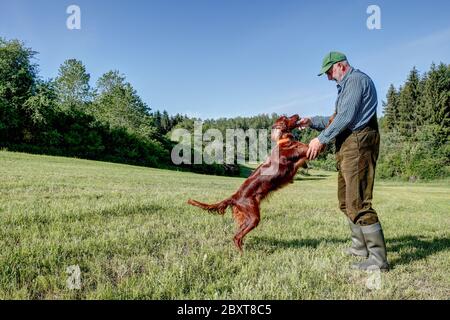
<box><xmin>298</xmin><ymin>52</ymin><xmax>389</xmax><ymax>271</ymax></box>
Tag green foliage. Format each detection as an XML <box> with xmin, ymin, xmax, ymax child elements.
<box><xmin>376</xmin><ymin>130</ymin><xmax>405</xmax><ymax>179</ymax></box>
<box><xmin>382</xmin><ymin>84</ymin><xmax>399</xmax><ymax>131</ymax></box>
<box><xmin>422</xmin><ymin>63</ymin><xmax>450</xmax><ymax>132</ymax></box>
<box><xmin>0</xmin><ymin>38</ymin><xmax>37</xmax><ymax>142</ymax></box>
<box><xmin>380</xmin><ymin>63</ymin><xmax>450</xmax><ymax>180</ymax></box>
<box><xmin>378</xmin><ymin>126</ymin><xmax>449</xmax><ymax>180</ymax></box>
<box><xmin>92</xmin><ymin>70</ymin><xmax>149</xmax><ymax>131</ymax></box>
<box><xmin>311</xmin><ymin>153</ymin><xmax>337</xmax><ymax>172</ymax></box>
<box><xmin>23</xmin><ymin>80</ymin><xmax>57</xmax><ymax>127</ymax></box>
<box><xmin>397</xmin><ymin>67</ymin><xmax>422</xmax><ymax>136</ymax></box>
<box><xmin>55</xmin><ymin>59</ymin><xmax>91</xmax><ymax>113</ymax></box>
<box><xmin>1</xmin><ymin>36</ymin><xmax>448</xmax><ymax>180</ymax></box>
<box><xmin>0</xmin><ymin>37</ymin><xmax>177</xmax><ymax>172</ymax></box>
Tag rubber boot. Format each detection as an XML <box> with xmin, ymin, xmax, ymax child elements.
<box><xmin>352</xmin><ymin>222</ymin><xmax>389</xmax><ymax>272</ymax></box>
<box><xmin>344</xmin><ymin>218</ymin><xmax>369</xmax><ymax>258</ymax></box>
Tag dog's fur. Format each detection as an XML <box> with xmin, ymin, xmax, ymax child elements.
<box><xmin>187</xmin><ymin>114</ymin><xmax>310</xmax><ymax>251</ymax></box>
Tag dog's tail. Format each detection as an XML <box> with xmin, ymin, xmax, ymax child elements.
<box><xmin>187</xmin><ymin>198</ymin><xmax>233</xmax><ymax>215</ymax></box>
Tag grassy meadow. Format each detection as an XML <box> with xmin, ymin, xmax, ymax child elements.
<box><xmin>0</xmin><ymin>150</ymin><xmax>449</xmax><ymax>299</ymax></box>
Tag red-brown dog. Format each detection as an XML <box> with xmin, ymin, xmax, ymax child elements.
<box><xmin>188</xmin><ymin>114</ymin><xmax>309</xmax><ymax>251</ymax></box>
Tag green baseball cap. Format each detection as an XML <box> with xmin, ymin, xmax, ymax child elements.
<box><xmin>318</xmin><ymin>51</ymin><xmax>347</xmax><ymax>76</ymax></box>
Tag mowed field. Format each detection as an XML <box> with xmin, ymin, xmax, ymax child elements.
<box><xmin>0</xmin><ymin>151</ymin><xmax>449</xmax><ymax>299</ymax></box>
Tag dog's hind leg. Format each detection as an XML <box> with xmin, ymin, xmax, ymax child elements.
<box><xmin>233</xmin><ymin>200</ymin><xmax>260</xmax><ymax>252</ymax></box>
<box><xmin>232</xmin><ymin>206</ymin><xmax>247</xmax><ymax>252</ymax></box>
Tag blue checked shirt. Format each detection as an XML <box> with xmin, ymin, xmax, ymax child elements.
<box><xmin>310</xmin><ymin>67</ymin><xmax>378</xmax><ymax>144</ymax></box>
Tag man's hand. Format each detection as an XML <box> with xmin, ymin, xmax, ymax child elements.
<box><xmin>306</xmin><ymin>137</ymin><xmax>324</xmax><ymax>160</ymax></box>
<box><xmin>298</xmin><ymin>117</ymin><xmax>311</xmax><ymax>130</ymax></box>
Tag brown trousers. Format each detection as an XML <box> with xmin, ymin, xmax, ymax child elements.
<box><xmin>336</xmin><ymin>127</ymin><xmax>380</xmax><ymax>226</ymax></box>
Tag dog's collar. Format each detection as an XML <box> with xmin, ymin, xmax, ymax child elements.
<box><xmin>277</xmin><ymin>138</ymin><xmax>291</xmax><ymax>146</ymax></box>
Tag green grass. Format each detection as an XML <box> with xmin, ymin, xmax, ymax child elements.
<box><xmin>0</xmin><ymin>150</ymin><xmax>449</xmax><ymax>299</ymax></box>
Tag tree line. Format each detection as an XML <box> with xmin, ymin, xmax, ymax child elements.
<box><xmin>0</xmin><ymin>38</ymin><xmax>278</xmax><ymax>176</ymax></box>
<box><xmin>188</xmin><ymin>63</ymin><xmax>450</xmax><ymax>180</ymax></box>
<box><xmin>379</xmin><ymin>63</ymin><xmax>449</xmax><ymax>180</ymax></box>
<box><xmin>0</xmin><ymin>38</ymin><xmax>215</xmax><ymax>174</ymax></box>
<box><xmin>1</xmin><ymin>37</ymin><xmax>448</xmax><ymax>180</ymax></box>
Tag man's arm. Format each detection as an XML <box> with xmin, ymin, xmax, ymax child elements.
<box><xmin>317</xmin><ymin>78</ymin><xmax>363</xmax><ymax>144</ymax></box>
<box><xmin>310</xmin><ymin>116</ymin><xmax>331</xmax><ymax>131</ymax></box>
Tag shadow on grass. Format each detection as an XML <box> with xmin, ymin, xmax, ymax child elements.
<box><xmin>302</xmin><ymin>173</ymin><xmax>331</xmax><ymax>177</ymax></box>
<box><xmin>97</xmin><ymin>203</ymin><xmax>164</xmax><ymax>217</ymax></box>
<box><xmin>249</xmin><ymin>236</ymin><xmax>347</xmax><ymax>251</ymax></box>
<box><xmin>387</xmin><ymin>235</ymin><xmax>450</xmax><ymax>268</ymax></box>
<box><xmin>240</xmin><ymin>165</ymin><xmax>332</xmax><ymax>180</ymax></box>
<box><xmin>293</xmin><ymin>176</ymin><xmax>328</xmax><ymax>181</ymax></box>
<box><xmin>294</xmin><ymin>171</ymin><xmax>331</xmax><ymax>181</ymax></box>
<box><xmin>241</xmin><ymin>170</ymin><xmax>329</xmax><ymax>181</ymax></box>
<box><xmin>239</xmin><ymin>166</ymin><xmax>256</xmax><ymax>178</ymax></box>
<box><xmin>250</xmin><ymin>235</ymin><xmax>450</xmax><ymax>269</ymax></box>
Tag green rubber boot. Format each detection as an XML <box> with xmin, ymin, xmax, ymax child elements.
<box><xmin>352</xmin><ymin>222</ymin><xmax>389</xmax><ymax>272</ymax></box>
<box><xmin>344</xmin><ymin>218</ymin><xmax>369</xmax><ymax>258</ymax></box>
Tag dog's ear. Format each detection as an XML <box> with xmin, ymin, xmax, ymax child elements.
<box><xmin>287</xmin><ymin>114</ymin><xmax>300</xmax><ymax>130</ymax></box>
<box><xmin>277</xmin><ymin>115</ymin><xmax>288</xmax><ymax>122</ymax></box>
<box><xmin>272</xmin><ymin>115</ymin><xmax>289</xmax><ymax>129</ymax></box>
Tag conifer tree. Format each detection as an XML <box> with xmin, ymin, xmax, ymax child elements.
<box><xmin>397</xmin><ymin>67</ymin><xmax>421</xmax><ymax>136</ymax></box>
<box><xmin>383</xmin><ymin>84</ymin><xmax>400</xmax><ymax>130</ymax></box>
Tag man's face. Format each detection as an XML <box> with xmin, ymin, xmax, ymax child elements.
<box><xmin>326</xmin><ymin>62</ymin><xmax>347</xmax><ymax>82</ymax></box>
<box><xmin>326</xmin><ymin>65</ymin><xmax>335</xmax><ymax>81</ymax></box>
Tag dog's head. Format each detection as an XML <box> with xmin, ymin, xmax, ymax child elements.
<box><xmin>271</xmin><ymin>114</ymin><xmax>300</xmax><ymax>142</ymax></box>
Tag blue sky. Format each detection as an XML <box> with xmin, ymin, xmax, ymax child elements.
<box><xmin>1</xmin><ymin>0</ymin><xmax>449</xmax><ymax>119</ymax></box>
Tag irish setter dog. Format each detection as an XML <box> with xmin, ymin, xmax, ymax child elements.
<box><xmin>187</xmin><ymin>114</ymin><xmax>310</xmax><ymax>252</ymax></box>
